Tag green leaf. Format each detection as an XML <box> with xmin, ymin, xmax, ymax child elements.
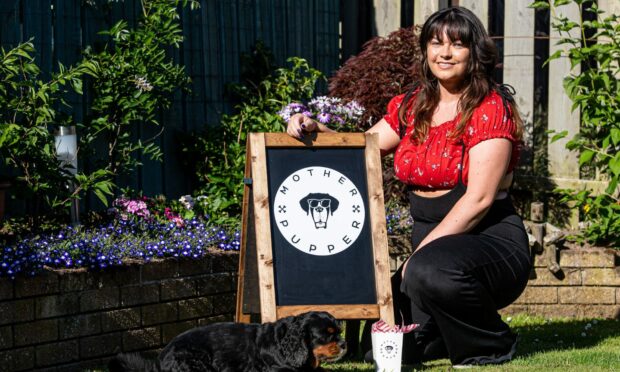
<box><xmin>550</xmin><ymin>130</ymin><xmax>569</xmax><ymax>143</ymax></box>
<box><xmin>579</xmin><ymin>150</ymin><xmax>595</xmax><ymax>166</ymax></box>
<box><xmin>609</xmin><ymin>153</ymin><xmax>620</xmax><ymax>176</ymax></box>
<box><xmin>528</xmin><ymin>1</ymin><xmax>550</xmax><ymax>9</ymax></box>
<box><xmin>606</xmin><ymin>176</ymin><xmax>618</xmax><ymax>195</ymax></box>
<box><xmin>544</xmin><ymin>50</ymin><xmax>563</xmax><ymax>67</ymax></box>
<box><xmin>611</xmin><ymin>128</ymin><xmax>620</xmax><ymax>146</ymax></box>
<box><xmin>93</xmin><ymin>189</ymin><xmax>110</xmax><ymax>207</ymax></box>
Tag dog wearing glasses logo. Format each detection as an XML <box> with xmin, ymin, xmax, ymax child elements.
<box><xmin>300</xmin><ymin>193</ymin><xmax>339</xmax><ymax>229</ymax></box>
<box><xmin>273</xmin><ymin>166</ymin><xmax>366</xmax><ymax>256</ymax></box>
<box><xmin>108</xmin><ymin>311</ymin><xmax>346</xmax><ymax>371</ymax></box>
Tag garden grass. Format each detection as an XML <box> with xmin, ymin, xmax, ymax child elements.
<box><xmin>322</xmin><ymin>314</ymin><xmax>620</xmax><ymax>371</ymax></box>
<box><xmin>90</xmin><ymin>313</ymin><xmax>619</xmax><ymax>371</ymax></box>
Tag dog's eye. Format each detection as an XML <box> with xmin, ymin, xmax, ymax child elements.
<box><xmin>327</xmin><ymin>327</ymin><xmax>340</xmax><ymax>335</ymax></box>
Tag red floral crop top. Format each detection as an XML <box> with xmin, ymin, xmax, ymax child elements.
<box><xmin>383</xmin><ymin>90</ymin><xmax>521</xmax><ymax>189</ymax></box>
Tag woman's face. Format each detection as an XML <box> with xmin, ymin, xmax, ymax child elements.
<box><xmin>426</xmin><ymin>30</ymin><xmax>470</xmax><ymax>87</ymax></box>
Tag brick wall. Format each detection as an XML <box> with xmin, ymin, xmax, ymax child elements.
<box><xmin>502</xmin><ymin>248</ymin><xmax>620</xmax><ymax>319</ymax></box>
<box><xmin>2</xmin><ymin>242</ymin><xmax>616</xmax><ymax>370</ymax></box>
<box><xmin>0</xmin><ymin>252</ymin><xmax>239</xmax><ymax>371</ymax></box>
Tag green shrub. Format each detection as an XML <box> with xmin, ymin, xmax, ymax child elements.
<box><xmin>0</xmin><ymin>41</ymin><xmax>106</xmax><ymax>217</ymax></box>
<box><xmin>532</xmin><ymin>0</ymin><xmax>620</xmax><ymax>246</ymax></box>
<box><xmin>0</xmin><ymin>0</ymin><xmax>197</xmax><ymax>229</ymax></box>
<box><xmin>183</xmin><ymin>47</ymin><xmax>323</xmax><ymax>227</ymax></box>
<box><xmin>80</xmin><ymin>0</ymin><xmax>198</xmax><ymax>203</ymax></box>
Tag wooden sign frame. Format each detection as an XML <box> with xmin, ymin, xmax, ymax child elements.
<box><xmin>235</xmin><ymin>132</ymin><xmax>394</xmax><ymax>325</ymax></box>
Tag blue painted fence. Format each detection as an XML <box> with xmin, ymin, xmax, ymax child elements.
<box><xmin>0</xmin><ymin>0</ymin><xmax>340</xmax><ymax>210</ymax></box>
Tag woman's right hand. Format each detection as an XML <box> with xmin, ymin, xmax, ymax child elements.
<box><xmin>286</xmin><ymin>113</ymin><xmax>319</xmax><ymax>139</ymax></box>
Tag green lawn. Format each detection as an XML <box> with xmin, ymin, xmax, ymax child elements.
<box><xmin>91</xmin><ymin>314</ymin><xmax>619</xmax><ymax>371</ymax></box>
<box><xmin>326</xmin><ymin>314</ymin><xmax>620</xmax><ymax>371</ymax></box>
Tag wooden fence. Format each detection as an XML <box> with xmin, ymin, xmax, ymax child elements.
<box><xmin>369</xmin><ymin>0</ymin><xmax>618</xmax><ymax>224</ymax></box>
<box><xmin>1</xmin><ymin>0</ymin><xmax>617</xmax><ymax>220</ymax></box>
<box><xmin>0</xmin><ymin>0</ymin><xmax>340</xmax><ymax>209</ymax></box>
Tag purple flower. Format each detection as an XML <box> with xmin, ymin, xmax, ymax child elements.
<box><xmin>278</xmin><ymin>102</ymin><xmax>310</xmax><ymax>122</ymax></box>
<box><xmin>333</xmin><ymin>115</ymin><xmax>346</xmax><ymax>126</ymax></box>
<box><xmin>279</xmin><ymin>96</ymin><xmax>365</xmax><ymax>130</ymax></box>
<box><xmin>317</xmin><ymin>112</ymin><xmax>331</xmax><ymax>124</ymax></box>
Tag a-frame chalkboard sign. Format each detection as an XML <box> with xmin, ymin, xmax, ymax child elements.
<box><xmin>235</xmin><ymin>132</ymin><xmax>394</xmax><ymax>325</ymax></box>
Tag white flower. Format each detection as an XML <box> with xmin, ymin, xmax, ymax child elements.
<box><xmin>179</xmin><ymin>195</ymin><xmax>195</xmax><ymax>210</ymax></box>
<box><xmin>134</xmin><ymin>75</ymin><xmax>153</xmax><ymax>92</ymax></box>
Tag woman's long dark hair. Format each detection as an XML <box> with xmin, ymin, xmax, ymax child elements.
<box><xmin>398</xmin><ymin>6</ymin><xmax>523</xmax><ymax>143</ymax></box>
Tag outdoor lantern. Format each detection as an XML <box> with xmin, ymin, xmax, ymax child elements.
<box><xmin>54</xmin><ymin>126</ymin><xmax>80</xmax><ymax>226</ymax></box>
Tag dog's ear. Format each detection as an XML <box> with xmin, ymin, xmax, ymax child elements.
<box><xmin>275</xmin><ymin>316</ymin><xmax>311</xmax><ymax>368</ymax></box>
<box><xmin>327</xmin><ymin>194</ymin><xmax>339</xmax><ymax>214</ymax></box>
<box><xmin>299</xmin><ymin>194</ymin><xmax>311</xmax><ymax>214</ymax></box>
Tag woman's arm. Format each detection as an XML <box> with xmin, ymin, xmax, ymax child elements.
<box><xmin>365</xmin><ymin>119</ymin><xmax>401</xmax><ymax>156</ymax></box>
<box><xmin>287</xmin><ymin>114</ymin><xmax>401</xmax><ymax>156</ymax></box>
<box><xmin>414</xmin><ymin>138</ymin><xmax>513</xmax><ymax>251</ymax></box>
<box><xmin>401</xmin><ymin>138</ymin><xmax>512</xmax><ymax>277</ymax></box>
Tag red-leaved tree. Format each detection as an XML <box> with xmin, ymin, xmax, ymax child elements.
<box><xmin>328</xmin><ymin>26</ymin><xmax>422</xmax><ymax>129</ymax></box>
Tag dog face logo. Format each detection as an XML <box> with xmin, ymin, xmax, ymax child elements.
<box><xmin>378</xmin><ymin>339</ymin><xmax>399</xmax><ymax>359</ymax></box>
<box><xmin>273</xmin><ymin>166</ymin><xmax>365</xmax><ymax>256</ymax></box>
<box><xmin>299</xmin><ymin>193</ymin><xmax>339</xmax><ymax>229</ymax></box>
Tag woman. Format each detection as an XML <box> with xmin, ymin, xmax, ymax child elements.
<box><xmin>287</xmin><ymin>7</ymin><xmax>531</xmax><ymax>367</ymax></box>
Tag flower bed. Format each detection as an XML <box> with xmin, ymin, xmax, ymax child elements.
<box><xmin>0</xmin><ymin>194</ymin><xmax>243</xmax><ymax>370</ymax></box>
<box><xmin>2</xmin><ymin>195</ymin><xmax>417</xmax><ymax>280</ymax></box>
<box><xmin>1</xmin><ymin>196</ymin><xmax>240</xmax><ymax>279</ymax></box>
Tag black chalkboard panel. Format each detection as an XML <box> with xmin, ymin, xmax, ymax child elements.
<box><xmin>235</xmin><ymin>133</ymin><xmax>393</xmax><ymax>324</ymax></box>
<box><xmin>267</xmin><ymin>148</ymin><xmax>376</xmax><ymax>305</ymax></box>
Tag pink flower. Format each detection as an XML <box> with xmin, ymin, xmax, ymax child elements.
<box><xmin>171</xmin><ymin>216</ymin><xmax>185</xmax><ymax>228</ymax></box>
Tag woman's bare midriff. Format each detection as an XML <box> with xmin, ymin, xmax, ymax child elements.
<box><xmin>411</xmin><ymin>172</ymin><xmax>513</xmax><ymax>198</ymax></box>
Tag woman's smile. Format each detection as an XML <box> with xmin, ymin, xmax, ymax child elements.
<box><xmin>436</xmin><ymin>61</ymin><xmax>457</xmax><ymax>69</ymax></box>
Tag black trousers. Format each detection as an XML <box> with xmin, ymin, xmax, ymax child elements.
<box><xmin>399</xmin><ymin>198</ymin><xmax>532</xmax><ymax>365</ymax></box>
<box><xmin>362</xmin><ymin>197</ymin><xmax>532</xmax><ymax>365</ymax></box>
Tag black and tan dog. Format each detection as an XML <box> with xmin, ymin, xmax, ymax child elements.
<box><xmin>108</xmin><ymin>311</ymin><xmax>346</xmax><ymax>371</ymax></box>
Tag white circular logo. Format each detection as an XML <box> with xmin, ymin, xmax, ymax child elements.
<box><xmin>273</xmin><ymin>166</ymin><xmax>365</xmax><ymax>256</ymax></box>
<box><xmin>379</xmin><ymin>339</ymin><xmax>399</xmax><ymax>359</ymax></box>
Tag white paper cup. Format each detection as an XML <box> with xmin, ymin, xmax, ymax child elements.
<box><xmin>371</xmin><ymin>331</ymin><xmax>403</xmax><ymax>372</ymax></box>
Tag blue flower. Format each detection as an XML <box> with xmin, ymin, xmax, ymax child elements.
<box><xmin>1</xmin><ymin>216</ymin><xmax>241</xmax><ymax>278</ymax></box>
